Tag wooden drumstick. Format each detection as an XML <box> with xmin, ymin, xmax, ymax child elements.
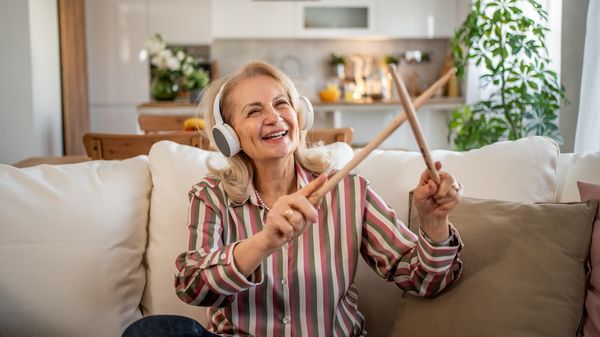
<box><xmin>389</xmin><ymin>63</ymin><xmax>441</xmax><ymax>184</ymax></box>
<box><xmin>308</xmin><ymin>67</ymin><xmax>457</xmax><ymax>205</ymax></box>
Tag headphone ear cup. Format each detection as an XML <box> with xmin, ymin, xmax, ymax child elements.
<box><xmin>212</xmin><ymin>123</ymin><xmax>240</xmax><ymax>157</ymax></box>
<box><xmin>298</xmin><ymin>96</ymin><xmax>314</xmax><ymax>130</ymax></box>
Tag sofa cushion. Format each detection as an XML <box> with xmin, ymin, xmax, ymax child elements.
<box><xmin>0</xmin><ymin>157</ymin><xmax>151</xmax><ymax>337</ymax></box>
<box><xmin>579</xmin><ymin>181</ymin><xmax>600</xmax><ymax>337</ymax></box>
<box><xmin>143</xmin><ymin>141</ymin><xmax>354</xmax><ymax>324</ymax></box>
<box><xmin>556</xmin><ymin>152</ymin><xmax>600</xmax><ymax>202</ymax></box>
<box><xmin>390</xmin><ymin>197</ymin><xmax>597</xmax><ymax>337</ymax></box>
<box><xmin>353</xmin><ymin>136</ymin><xmax>559</xmax><ymax>224</ymax></box>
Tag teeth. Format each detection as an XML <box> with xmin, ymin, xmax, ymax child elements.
<box><xmin>263</xmin><ymin>131</ymin><xmax>286</xmax><ymax>140</ymax></box>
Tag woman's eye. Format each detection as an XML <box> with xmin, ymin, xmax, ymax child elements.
<box><xmin>276</xmin><ymin>100</ymin><xmax>289</xmax><ymax>107</ymax></box>
<box><xmin>247</xmin><ymin>109</ymin><xmax>259</xmax><ymax>116</ymax></box>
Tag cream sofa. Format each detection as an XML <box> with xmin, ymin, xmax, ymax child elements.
<box><xmin>1</xmin><ymin>136</ymin><xmax>599</xmax><ymax>337</ymax></box>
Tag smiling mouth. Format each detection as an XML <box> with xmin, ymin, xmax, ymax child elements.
<box><xmin>262</xmin><ymin>130</ymin><xmax>288</xmax><ymax>141</ymax></box>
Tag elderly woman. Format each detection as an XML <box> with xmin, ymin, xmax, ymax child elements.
<box><xmin>123</xmin><ymin>62</ymin><xmax>463</xmax><ymax>337</ymax></box>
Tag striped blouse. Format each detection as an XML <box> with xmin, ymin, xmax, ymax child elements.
<box><xmin>175</xmin><ymin>164</ymin><xmax>463</xmax><ymax>337</ymax></box>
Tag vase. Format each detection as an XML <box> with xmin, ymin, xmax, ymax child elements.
<box><xmin>151</xmin><ymin>73</ymin><xmax>178</xmax><ymax>101</ymax></box>
<box><xmin>335</xmin><ymin>63</ymin><xmax>345</xmax><ymax>79</ymax></box>
<box><xmin>189</xmin><ymin>88</ymin><xmax>204</xmax><ymax>104</ymax></box>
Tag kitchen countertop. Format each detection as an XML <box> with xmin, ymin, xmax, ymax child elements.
<box><xmin>312</xmin><ymin>96</ymin><xmax>464</xmax><ymax>110</ymax></box>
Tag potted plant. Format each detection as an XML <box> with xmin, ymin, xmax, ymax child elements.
<box><xmin>181</xmin><ymin>57</ymin><xmax>210</xmax><ymax>103</ymax></box>
<box><xmin>448</xmin><ymin>0</ymin><xmax>565</xmax><ymax>151</ymax></box>
<box><xmin>329</xmin><ymin>53</ymin><xmax>346</xmax><ymax>79</ymax></box>
<box><xmin>145</xmin><ymin>34</ymin><xmax>211</xmax><ymax>102</ymax></box>
<box><xmin>384</xmin><ymin>55</ymin><xmax>400</xmax><ymax>66</ymax></box>
<box><xmin>146</xmin><ymin>34</ymin><xmax>181</xmax><ymax>101</ymax></box>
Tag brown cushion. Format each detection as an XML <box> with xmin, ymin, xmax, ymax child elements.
<box><xmin>392</xmin><ymin>198</ymin><xmax>598</xmax><ymax>337</ymax></box>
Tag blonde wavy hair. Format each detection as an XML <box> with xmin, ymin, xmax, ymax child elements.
<box><xmin>200</xmin><ymin>61</ymin><xmax>331</xmax><ymax>204</ymax></box>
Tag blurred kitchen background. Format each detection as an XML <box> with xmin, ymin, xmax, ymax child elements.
<box><xmin>1</xmin><ymin>0</ymin><xmax>587</xmax><ymax>164</ymax></box>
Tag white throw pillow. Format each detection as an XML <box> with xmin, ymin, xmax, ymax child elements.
<box><xmin>353</xmin><ymin>136</ymin><xmax>560</xmax><ymax>224</ymax></box>
<box><xmin>555</xmin><ymin>151</ymin><xmax>600</xmax><ymax>202</ymax></box>
<box><xmin>0</xmin><ymin>157</ymin><xmax>151</xmax><ymax>337</ymax></box>
<box><xmin>143</xmin><ymin>141</ymin><xmax>354</xmax><ymax>324</ymax></box>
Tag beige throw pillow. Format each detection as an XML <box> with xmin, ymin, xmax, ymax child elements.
<box><xmin>393</xmin><ymin>198</ymin><xmax>598</xmax><ymax>337</ymax></box>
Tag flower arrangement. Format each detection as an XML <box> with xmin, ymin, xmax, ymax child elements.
<box><xmin>145</xmin><ymin>34</ymin><xmax>210</xmax><ymax>101</ymax></box>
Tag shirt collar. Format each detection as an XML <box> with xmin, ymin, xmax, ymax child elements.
<box><xmin>230</xmin><ymin>162</ymin><xmax>313</xmax><ymax>208</ymax></box>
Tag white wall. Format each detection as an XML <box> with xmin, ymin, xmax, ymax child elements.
<box><xmin>30</xmin><ymin>0</ymin><xmax>63</xmax><ymax>159</ymax></box>
<box><xmin>560</xmin><ymin>0</ymin><xmax>589</xmax><ymax>153</ymax></box>
<box><xmin>0</xmin><ymin>0</ymin><xmax>62</xmax><ymax>165</ymax></box>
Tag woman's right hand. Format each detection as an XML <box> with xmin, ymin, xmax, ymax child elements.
<box><xmin>259</xmin><ymin>173</ymin><xmax>328</xmax><ymax>251</ymax></box>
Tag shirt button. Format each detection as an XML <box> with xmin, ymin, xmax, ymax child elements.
<box><xmin>282</xmin><ymin>317</ymin><xmax>289</xmax><ymax>324</ymax></box>
<box><xmin>281</xmin><ymin>279</ymin><xmax>287</xmax><ymax>286</ymax></box>
<box><xmin>220</xmin><ymin>253</ymin><xmax>227</xmax><ymax>260</ymax></box>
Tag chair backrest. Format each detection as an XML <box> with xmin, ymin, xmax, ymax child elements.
<box><xmin>82</xmin><ymin>131</ymin><xmax>211</xmax><ymax>160</ymax></box>
<box><xmin>306</xmin><ymin>127</ymin><xmax>353</xmax><ymax>146</ymax></box>
<box><xmin>138</xmin><ymin>114</ymin><xmax>193</xmax><ymax>134</ymax></box>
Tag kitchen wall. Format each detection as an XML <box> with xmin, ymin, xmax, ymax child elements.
<box><xmin>212</xmin><ymin>38</ymin><xmax>453</xmax><ymax>100</ymax></box>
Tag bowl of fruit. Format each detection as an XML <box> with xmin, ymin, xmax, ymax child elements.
<box><xmin>318</xmin><ymin>84</ymin><xmax>341</xmax><ymax>102</ymax></box>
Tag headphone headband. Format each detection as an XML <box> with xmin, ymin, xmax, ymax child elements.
<box><xmin>212</xmin><ymin>83</ymin><xmax>226</xmax><ymax>125</ymax></box>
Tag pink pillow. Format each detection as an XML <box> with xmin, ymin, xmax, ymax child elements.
<box><xmin>579</xmin><ymin>181</ymin><xmax>600</xmax><ymax>337</ymax></box>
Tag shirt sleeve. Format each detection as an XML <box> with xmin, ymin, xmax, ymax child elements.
<box><xmin>174</xmin><ymin>184</ymin><xmax>263</xmax><ymax>307</ymax></box>
<box><xmin>360</xmin><ymin>183</ymin><xmax>463</xmax><ymax>297</ymax></box>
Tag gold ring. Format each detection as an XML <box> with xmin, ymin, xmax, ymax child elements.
<box><xmin>283</xmin><ymin>208</ymin><xmax>294</xmax><ymax>220</ymax></box>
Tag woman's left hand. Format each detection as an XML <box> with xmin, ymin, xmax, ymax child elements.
<box><xmin>412</xmin><ymin>161</ymin><xmax>462</xmax><ymax>241</ymax></box>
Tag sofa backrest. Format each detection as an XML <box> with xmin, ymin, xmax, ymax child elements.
<box><xmin>556</xmin><ymin>151</ymin><xmax>600</xmax><ymax>202</ymax></box>
<box><xmin>354</xmin><ymin>136</ymin><xmax>560</xmax><ymax>224</ymax></box>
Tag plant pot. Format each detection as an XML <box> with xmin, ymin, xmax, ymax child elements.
<box><xmin>151</xmin><ymin>74</ymin><xmax>179</xmax><ymax>101</ymax></box>
<box><xmin>335</xmin><ymin>63</ymin><xmax>345</xmax><ymax>79</ymax></box>
<box><xmin>189</xmin><ymin>88</ymin><xmax>204</xmax><ymax>104</ymax></box>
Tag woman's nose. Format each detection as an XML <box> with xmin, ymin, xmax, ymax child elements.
<box><xmin>264</xmin><ymin>105</ymin><xmax>283</xmax><ymax>124</ymax></box>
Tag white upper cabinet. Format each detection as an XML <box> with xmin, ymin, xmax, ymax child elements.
<box><xmin>148</xmin><ymin>0</ymin><xmax>212</xmax><ymax>44</ymax></box>
<box><xmin>210</xmin><ymin>0</ymin><xmax>467</xmax><ymax>39</ymax></box>
<box><xmin>377</xmin><ymin>0</ymin><xmax>466</xmax><ymax>38</ymax></box>
<box><xmin>85</xmin><ymin>0</ymin><xmax>149</xmax><ymax>105</ymax></box>
<box><xmin>212</xmin><ymin>0</ymin><xmax>297</xmax><ymax>39</ymax></box>
<box><xmin>295</xmin><ymin>0</ymin><xmax>377</xmax><ymax>38</ymax></box>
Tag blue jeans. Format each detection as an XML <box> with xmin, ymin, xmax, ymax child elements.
<box><xmin>122</xmin><ymin>315</ymin><xmax>220</xmax><ymax>337</ymax></box>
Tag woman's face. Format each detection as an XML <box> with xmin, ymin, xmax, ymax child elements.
<box><xmin>227</xmin><ymin>75</ymin><xmax>300</xmax><ymax>163</ymax></box>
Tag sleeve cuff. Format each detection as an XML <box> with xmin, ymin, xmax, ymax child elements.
<box><xmin>202</xmin><ymin>242</ymin><xmax>264</xmax><ymax>295</ymax></box>
<box><xmin>417</xmin><ymin>223</ymin><xmax>463</xmax><ymax>273</ymax></box>
<box><xmin>420</xmin><ymin>223</ymin><xmax>461</xmax><ymax>247</ymax></box>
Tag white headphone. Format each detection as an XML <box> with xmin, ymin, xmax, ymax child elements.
<box><xmin>211</xmin><ymin>83</ymin><xmax>314</xmax><ymax>157</ymax></box>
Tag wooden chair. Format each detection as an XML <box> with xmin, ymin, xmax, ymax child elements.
<box><xmin>306</xmin><ymin>127</ymin><xmax>353</xmax><ymax>146</ymax></box>
<box><xmin>82</xmin><ymin>131</ymin><xmax>211</xmax><ymax>160</ymax></box>
<box><xmin>138</xmin><ymin>114</ymin><xmax>193</xmax><ymax>134</ymax></box>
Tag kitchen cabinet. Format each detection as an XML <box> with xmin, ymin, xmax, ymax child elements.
<box><xmin>85</xmin><ymin>0</ymin><xmax>149</xmax><ymax>132</ymax></box>
<box><xmin>295</xmin><ymin>0</ymin><xmax>377</xmax><ymax>38</ymax></box>
<box><xmin>377</xmin><ymin>0</ymin><xmax>468</xmax><ymax>38</ymax></box>
<box><xmin>212</xmin><ymin>0</ymin><xmax>297</xmax><ymax>39</ymax></box>
<box><xmin>148</xmin><ymin>0</ymin><xmax>212</xmax><ymax>44</ymax></box>
<box><xmin>211</xmin><ymin>0</ymin><xmax>468</xmax><ymax>39</ymax></box>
